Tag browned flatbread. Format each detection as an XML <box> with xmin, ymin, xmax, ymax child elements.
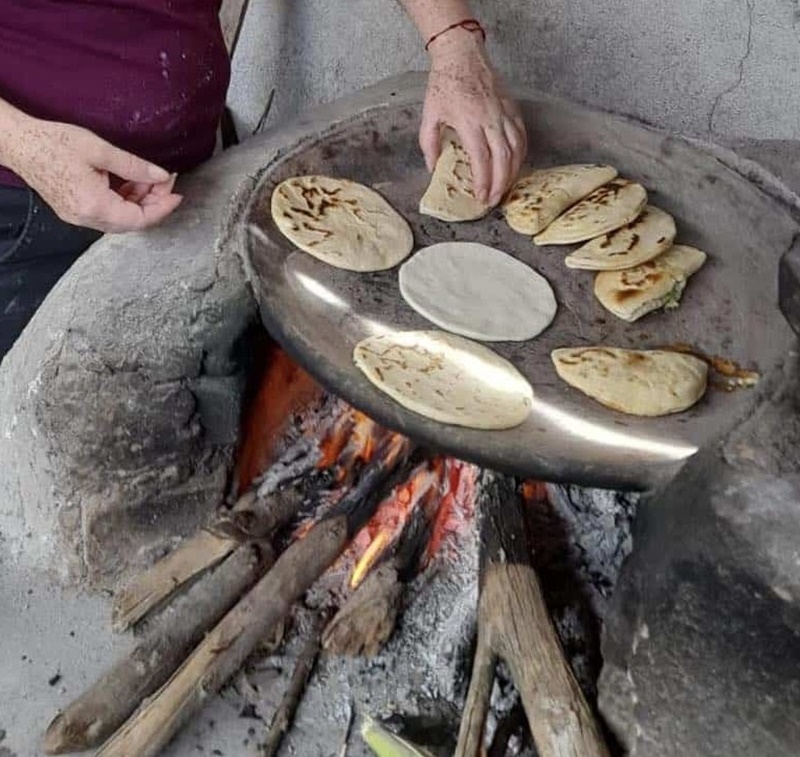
<box><xmin>533</xmin><ymin>179</ymin><xmax>647</xmax><ymax>245</ymax></box>
<box><xmin>551</xmin><ymin>347</ymin><xmax>708</xmax><ymax>416</ymax></box>
<box><xmin>419</xmin><ymin>130</ymin><xmax>493</xmax><ymax>222</ymax></box>
<box><xmin>594</xmin><ymin>244</ymin><xmax>707</xmax><ymax>321</ymax></box>
<box><xmin>564</xmin><ymin>206</ymin><xmax>676</xmax><ymax>271</ymax></box>
<box><xmin>272</xmin><ymin>175</ymin><xmax>413</xmax><ymax>271</ymax></box>
<box><xmin>503</xmin><ymin>164</ymin><xmax>618</xmax><ymax>235</ymax></box>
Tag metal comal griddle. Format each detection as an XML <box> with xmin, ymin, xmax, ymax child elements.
<box><xmin>242</xmin><ymin>94</ymin><xmax>800</xmax><ymax>491</ymax></box>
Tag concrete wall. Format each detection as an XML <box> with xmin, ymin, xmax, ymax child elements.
<box><xmin>228</xmin><ymin>0</ymin><xmax>800</xmax><ymax>142</ymax></box>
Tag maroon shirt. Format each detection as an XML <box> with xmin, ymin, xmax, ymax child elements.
<box><xmin>0</xmin><ymin>0</ymin><xmax>230</xmax><ymax>188</ymax></box>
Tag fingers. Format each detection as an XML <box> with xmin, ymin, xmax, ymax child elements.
<box><xmin>458</xmin><ymin>127</ymin><xmax>492</xmax><ymax>204</ymax></box>
<box><xmin>464</xmin><ymin>116</ymin><xmax>525</xmax><ymax>206</ymax></box>
<box><xmin>118</xmin><ymin>173</ymin><xmax>177</xmax><ymax>203</ymax></box>
<box><xmin>98</xmin><ymin>173</ymin><xmax>180</xmax><ymax>231</ymax></box>
<box><xmin>483</xmin><ymin>124</ymin><xmax>514</xmax><ymax>206</ymax></box>
<box><xmin>502</xmin><ymin>113</ymin><xmax>527</xmax><ymax>189</ymax></box>
<box><xmin>101</xmin><ymin>191</ymin><xmax>183</xmax><ymax>233</ymax></box>
<box><xmin>91</xmin><ymin>140</ymin><xmax>171</xmax><ymax>183</ymax></box>
<box><xmin>68</xmin><ymin>175</ymin><xmax>181</xmax><ymax>232</ymax></box>
<box><xmin>503</xmin><ymin>99</ymin><xmax>528</xmax><ymax>164</ymax></box>
<box><xmin>117</xmin><ymin>181</ymin><xmax>152</xmax><ymax>204</ymax></box>
<box><xmin>419</xmin><ymin>114</ymin><xmax>443</xmax><ymax>173</ymax></box>
<box><xmin>421</xmin><ymin>61</ymin><xmax>528</xmax><ymax>205</ymax></box>
<box><xmin>149</xmin><ymin>173</ymin><xmax>178</xmax><ymax>195</ymax></box>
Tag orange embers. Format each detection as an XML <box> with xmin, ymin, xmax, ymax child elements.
<box><xmin>521</xmin><ymin>480</ymin><xmax>548</xmax><ymax>504</ymax></box>
<box><xmin>234</xmin><ymin>341</ymin><xmax>525</xmax><ymax>595</ymax></box>
<box><xmin>289</xmin><ymin>406</ymin><xmax>399</xmax><ymax>544</ymax></box>
<box><xmin>349</xmin><ymin>463</ymin><xmax>440</xmax><ymax>589</ymax></box>
<box><xmin>423</xmin><ymin>458</ymin><xmax>478</xmax><ymax>567</ymax></box>
<box><xmin>318</xmin><ymin>409</ymin><xmax>384</xmax><ymax>484</ymax></box>
<box><xmin>235</xmin><ymin>342</ymin><xmax>322</xmax><ymax>493</ymax></box>
<box><xmin>349</xmin><ymin>458</ymin><xmax>479</xmax><ymax>589</ymax></box>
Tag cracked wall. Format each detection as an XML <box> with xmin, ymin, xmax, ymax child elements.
<box><xmin>229</xmin><ymin>0</ymin><xmax>800</xmax><ymax>141</ymax></box>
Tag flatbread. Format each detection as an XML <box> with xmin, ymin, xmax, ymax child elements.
<box><xmin>533</xmin><ymin>179</ymin><xmax>647</xmax><ymax>246</ymax></box>
<box><xmin>419</xmin><ymin>130</ymin><xmax>492</xmax><ymax>222</ymax></box>
<box><xmin>564</xmin><ymin>206</ymin><xmax>676</xmax><ymax>271</ymax></box>
<box><xmin>551</xmin><ymin>347</ymin><xmax>708</xmax><ymax>416</ymax></box>
<box><xmin>398</xmin><ymin>242</ymin><xmax>557</xmax><ymax>342</ymax></box>
<box><xmin>503</xmin><ymin>164</ymin><xmax>618</xmax><ymax>235</ymax></box>
<box><xmin>594</xmin><ymin>244</ymin><xmax>708</xmax><ymax>322</ymax></box>
<box><xmin>354</xmin><ymin>330</ymin><xmax>533</xmax><ymax>429</ymax></box>
<box><xmin>271</xmin><ymin>175</ymin><xmax>413</xmax><ymax>272</ymax></box>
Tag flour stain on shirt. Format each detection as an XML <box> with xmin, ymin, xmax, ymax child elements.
<box><xmin>160</xmin><ymin>50</ymin><xmax>170</xmax><ymax>81</ymax></box>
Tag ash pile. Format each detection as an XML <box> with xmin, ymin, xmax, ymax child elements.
<box><xmin>233</xmin><ymin>475</ymin><xmax>638</xmax><ymax>756</ymax></box>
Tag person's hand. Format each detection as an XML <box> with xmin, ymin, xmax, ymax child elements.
<box><xmin>420</xmin><ymin>33</ymin><xmax>526</xmax><ymax>206</ymax></box>
<box><xmin>7</xmin><ymin>117</ymin><xmax>182</xmax><ymax>233</ymax></box>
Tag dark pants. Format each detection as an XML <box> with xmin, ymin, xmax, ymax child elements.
<box><xmin>0</xmin><ymin>185</ymin><xmax>101</xmax><ymax>362</ymax></box>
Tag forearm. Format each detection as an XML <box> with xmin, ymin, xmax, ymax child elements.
<box><xmin>0</xmin><ymin>96</ymin><xmax>32</xmax><ymax>173</ymax></box>
<box><xmin>398</xmin><ymin>0</ymin><xmax>483</xmax><ymax>52</ymax></box>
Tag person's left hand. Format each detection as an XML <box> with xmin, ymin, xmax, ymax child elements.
<box><xmin>420</xmin><ymin>32</ymin><xmax>527</xmax><ymax>206</ymax></box>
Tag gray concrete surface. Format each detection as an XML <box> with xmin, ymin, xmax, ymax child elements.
<box><xmin>0</xmin><ymin>564</ymin><xmax>260</xmax><ymax>757</ymax></box>
<box><xmin>228</xmin><ymin>0</ymin><xmax>800</xmax><ymax>141</ymax></box>
<box><xmin>0</xmin><ymin>150</ymin><xmax>257</xmax><ymax>586</ymax></box>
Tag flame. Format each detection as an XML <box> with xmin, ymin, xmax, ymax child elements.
<box><xmin>351</xmin><ymin>412</ymin><xmax>379</xmax><ymax>464</ymax></box>
<box><xmin>346</xmin><ymin>456</ymin><xmax>484</xmax><ymax>589</ymax></box>
<box><xmin>235</xmin><ymin>340</ymin><xmax>483</xmax><ymax>593</ymax></box>
<box><xmin>317</xmin><ymin>407</ymin><xmax>354</xmax><ymax>471</ymax></box>
<box><xmin>423</xmin><ymin>459</ymin><xmax>478</xmax><ymax>567</ymax></box>
<box><xmin>317</xmin><ymin>408</ymin><xmax>385</xmax><ymax>483</ymax></box>
<box><xmin>350</xmin><ymin>531</ymin><xmax>390</xmax><ymax>589</ymax></box>
<box><xmin>521</xmin><ymin>480</ymin><xmax>548</xmax><ymax>503</ymax></box>
<box><xmin>235</xmin><ymin>341</ymin><xmax>323</xmax><ymax>494</ymax></box>
<box><xmin>291</xmin><ymin>425</ymin><xmax>410</xmax><ymax>548</ymax></box>
<box><xmin>347</xmin><ymin>463</ymin><xmax>439</xmax><ymax>588</ymax></box>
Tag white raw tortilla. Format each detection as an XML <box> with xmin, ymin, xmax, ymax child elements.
<box><xmin>503</xmin><ymin>164</ymin><xmax>618</xmax><ymax>235</ymax></box>
<box><xmin>271</xmin><ymin>175</ymin><xmax>413</xmax><ymax>272</ymax></box>
<box><xmin>354</xmin><ymin>330</ymin><xmax>534</xmax><ymax>429</ymax></box>
<box><xmin>551</xmin><ymin>347</ymin><xmax>708</xmax><ymax>416</ymax></box>
<box><xmin>533</xmin><ymin>179</ymin><xmax>647</xmax><ymax>246</ymax></box>
<box><xmin>564</xmin><ymin>206</ymin><xmax>676</xmax><ymax>271</ymax></box>
<box><xmin>419</xmin><ymin>130</ymin><xmax>492</xmax><ymax>222</ymax></box>
<box><xmin>398</xmin><ymin>242</ymin><xmax>557</xmax><ymax>342</ymax></box>
<box><xmin>594</xmin><ymin>244</ymin><xmax>708</xmax><ymax>322</ymax></box>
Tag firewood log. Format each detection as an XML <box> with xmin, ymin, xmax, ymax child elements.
<box><xmin>456</xmin><ymin>471</ymin><xmax>610</xmax><ymax>757</ymax></box>
<box><xmin>95</xmin><ymin>439</ymin><xmax>413</xmax><ymax>757</ymax></box>
<box><xmin>44</xmin><ymin>542</ymin><xmax>272</xmax><ymax>754</ymax></box>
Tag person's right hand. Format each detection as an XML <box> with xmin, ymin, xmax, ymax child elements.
<box><xmin>10</xmin><ymin>118</ymin><xmax>182</xmax><ymax>233</ymax></box>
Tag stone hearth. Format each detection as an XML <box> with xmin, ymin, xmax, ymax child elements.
<box><xmin>1</xmin><ymin>74</ymin><xmax>800</xmax><ymax>755</ymax></box>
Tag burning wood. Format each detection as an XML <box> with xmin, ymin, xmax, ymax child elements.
<box><xmin>323</xmin><ymin>460</ymin><xmax>449</xmax><ymax>657</ymax></box>
<box><xmin>93</xmin><ymin>435</ymin><xmax>414</xmax><ymax>757</ymax></box>
<box><xmin>347</xmin><ymin>462</ymin><xmax>442</xmax><ymax>589</ymax></box>
<box><xmin>43</xmin><ymin>345</ymin><xmax>621</xmax><ymax>757</ymax></box>
<box><xmin>112</xmin><ymin>472</ymin><xmax>307</xmax><ymax>633</ymax></box>
<box><xmin>456</xmin><ymin>470</ymin><xmax>610</xmax><ymax>757</ymax></box>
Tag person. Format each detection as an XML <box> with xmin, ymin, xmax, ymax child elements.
<box><xmin>0</xmin><ymin>0</ymin><xmax>526</xmax><ymax>361</ymax></box>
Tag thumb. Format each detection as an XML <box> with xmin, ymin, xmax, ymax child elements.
<box><xmin>419</xmin><ymin>117</ymin><xmax>443</xmax><ymax>173</ymax></box>
<box><xmin>91</xmin><ymin>141</ymin><xmax>171</xmax><ymax>183</ymax></box>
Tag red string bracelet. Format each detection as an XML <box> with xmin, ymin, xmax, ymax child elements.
<box><xmin>424</xmin><ymin>18</ymin><xmax>486</xmax><ymax>52</ymax></box>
